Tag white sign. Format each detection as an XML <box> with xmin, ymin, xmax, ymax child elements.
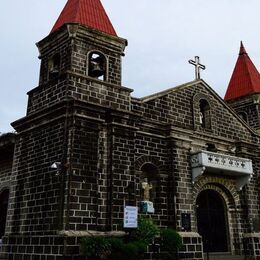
<box><xmin>124</xmin><ymin>206</ymin><xmax>138</xmax><ymax>228</ymax></box>
<box><xmin>141</xmin><ymin>201</ymin><xmax>155</xmax><ymax>214</ymax></box>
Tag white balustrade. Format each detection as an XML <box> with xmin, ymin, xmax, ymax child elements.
<box><xmin>191</xmin><ymin>150</ymin><xmax>253</xmax><ymax>190</ymax></box>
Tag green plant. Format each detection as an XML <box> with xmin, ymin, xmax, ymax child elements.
<box><xmin>160</xmin><ymin>228</ymin><xmax>183</xmax><ymax>260</ymax></box>
<box><xmin>109</xmin><ymin>238</ymin><xmax>125</xmax><ymax>259</ymax></box>
<box><xmin>80</xmin><ymin>218</ymin><xmax>159</xmax><ymax>259</ymax></box>
<box><xmin>122</xmin><ymin>242</ymin><xmax>139</xmax><ymax>259</ymax></box>
<box><xmin>130</xmin><ymin>217</ymin><xmax>159</xmax><ymax>244</ymax></box>
<box><xmin>131</xmin><ymin>240</ymin><xmax>147</xmax><ymax>255</ymax></box>
<box><xmin>109</xmin><ymin>239</ymin><xmax>147</xmax><ymax>260</ymax></box>
<box><xmin>109</xmin><ymin>237</ymin><xmax>124</xmax><ymax>252</ymax></box>
<box><xmin>80</xmin><ymin>236</ymin><xmax>111</xmax><ymax>258</ymax></box>
<box><xmin>123</xmin><ymin>241</ymin><xmax>146</xmax><ymax>259</ymax></box>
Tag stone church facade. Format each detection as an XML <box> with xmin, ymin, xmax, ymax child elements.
<box><xmin>0</xmin><ymin>0</ymin><xmax>260</xmax><ymax>259</ymax></box>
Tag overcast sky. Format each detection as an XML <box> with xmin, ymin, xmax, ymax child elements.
<box><xmin>0</xmin><ymin>0</ymin><xmax>260</xmax><ymax>133</ymax></box>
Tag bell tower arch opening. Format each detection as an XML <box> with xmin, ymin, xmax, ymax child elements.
<box><xmin>88</xmin><ymin>51</ymin><xmax>107</xmax><ymax>81</ymax></box>
<box><xmin>196</xmin><ymin>189</ymin><xmax>229</xmax><ymax>253</ymax></box>
<box><xmin>0</xmin><ymin>189</ymin><xmax>10</xmax><ymax>239</ymax></box>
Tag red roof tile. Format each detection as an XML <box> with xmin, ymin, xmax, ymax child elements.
<box><xmin>224</xmin><ymin>42</ymin><xmax>260</xmax><ymax>101</ymax></box>
<box><xmin>51</xmin><ymin>0</ymin><xmax>117</xmax><ymax>36</ymax></box>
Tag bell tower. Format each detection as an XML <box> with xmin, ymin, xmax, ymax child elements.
<box><xmin>225</xmin><ymin>42</ymin><xmax>260</xmax><ymax>132</ymax></box>
<box><xmin>37</xmin><ymin>0</ymin><xmax>127</xmax><ymax>88</ymax></box>
<box><xmin>4</xmin><ymin>1</ymin><xmax>133</xmax><ymax>259</ymax></box>
<box><xmin>25</xmin><ymin>0</ymin><xmax>130</xmax><ymax>116</ymax></box>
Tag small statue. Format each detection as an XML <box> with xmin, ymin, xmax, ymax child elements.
<box><xmin>142</xmin><ymin>178</ymin><xmax>153</xmax><ymax>201</ymax></box>
<box><xmin>199</xmin><ymin>112</ymin><xmax>203</xmax><ymax>125</ymax></box>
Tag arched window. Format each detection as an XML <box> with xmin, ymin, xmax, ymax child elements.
<box><xmin>140</xmin><ymin>163</ymin><xmax>158</xmax><ymax>202</ymax></box>
<box><xmin>0</xmin><ymin>189</ymin><xmax>9</xmax><ymax>239</ymax></box>
<box><xmin>199</xmin><ymin>99</ymin><xmax>211</xmax><ymax>129</ymax></box>
<box><xmin>48</xmin><ymin>53</ymin><xmax>61</xmax><ymax>79</ymax></box>
<box><xmin>238</xmin><ymin>112</ymin><xmax>248</xmax><ymax>123</ymax></box>
<box><xmin>88</xmin><ymin>51</ymin><xmax>107</xmax><ymax>81</ymax></box>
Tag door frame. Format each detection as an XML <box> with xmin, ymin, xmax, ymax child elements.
<box><xmin>196</xmin><ymin>188</ymin><xmax>231</xmax><ymax>253</ymax></box>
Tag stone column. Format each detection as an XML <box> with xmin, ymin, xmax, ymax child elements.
<box><xmin>169</xmin><ymin>138</ymin><xmax>203</xmax><ymax>260</ymax></box>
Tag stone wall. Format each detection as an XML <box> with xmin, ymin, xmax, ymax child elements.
<box><xmin>2</xmin><ymin>115</ymin><xmax>68</xmax><ymax>259</ymax></box>
<box><xmin>2</xmin><ymin>15</ymin><xmax>260</xmax><ymax>259</ymax></box>
<box><xmin>133</xmin><ymin>82</ymin><xmax>254</xmax><ymax>142</ymax></box>
<box><xmin>0</xmin><ymin>161</ymin><xmax>12</xmax><ymax>192</ymax></box>
<box><xmin>227</xmin><ymin>94</ymin><xmax>260</xmax><ymax>131</ymax></box>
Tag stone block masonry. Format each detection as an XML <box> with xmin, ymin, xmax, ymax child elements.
<box><xmin>1</xmin><ymin>6</ymin><xmax>260</xmax><ymax>260</ymax></box>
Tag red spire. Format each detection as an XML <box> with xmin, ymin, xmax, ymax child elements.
<box><xmin>51</xmin><ymin>0</ymin><xmax>117</xmax><ymax>36</ymax></box>
<box><xmin>239</xmin><ymin>41</ymin><xmax>247</xmax><ymax>55</ymax></box>
<box><xmin>224</xmin><ymin>42</ymin><xmax>260</xmax><ymax>101</ymax></box>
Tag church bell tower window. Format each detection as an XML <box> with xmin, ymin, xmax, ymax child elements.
<box><xmin>88</xmin><ymin>51</ymin><xmax>107</xmax><ymax>81</ymax></box>
<box><xmin>48</xmin><ymin>53</ymin><xmax>61</xmax><ymax>80</ymax></box>
<box><xmin>238</xmin><ymin>112</ymin><xmax>248</xmax><ymax>123</ymax></box>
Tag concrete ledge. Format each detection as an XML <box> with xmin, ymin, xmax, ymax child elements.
<box><xmin>179</xmin><ymin>232</ymin><xmax>201</xmax><ymax>238</ymax></box>
<box><xmin>57</xmin><ymin>230</ymin><xmax>126</xmax><ymax>237</ymax></box>
<box><xmin>243</xmin><ymin>232</ymin><xmax>260</xmax><ymax>238</ymax></box>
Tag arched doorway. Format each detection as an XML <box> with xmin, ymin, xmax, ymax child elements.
<box><xmin>196</xmin><ymin>189</ymin><xmax>229</xmax><ymax>252</ymax></box>
<box><xmin>0</xmin><ymin>189</ymin><xmax>9</xmax><ymax>239</ymax></box>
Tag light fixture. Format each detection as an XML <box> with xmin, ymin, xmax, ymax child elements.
<box><xmin>50</xmin><ymin>162</ymin><xmax>61</xmax><ymax>169</ymax></box>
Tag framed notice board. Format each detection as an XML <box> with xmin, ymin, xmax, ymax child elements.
<box><xmin>181</xmin><ymin>213</ymin><xmax>191</xmax><ymax>231</ymax></box>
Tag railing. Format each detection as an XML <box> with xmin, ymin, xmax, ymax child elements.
<box><xmin>191</xmin><ymin>151</ymin><xmax>253</xmax><ymax>190</ymax></box>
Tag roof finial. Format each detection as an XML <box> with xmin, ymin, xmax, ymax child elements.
<box><xmin>188</xmin><ymin>56</ymin><xmax>206</xmax><ymax>80</ymax></box>
<box><xmin>239</xmin><ymin>41</ymin><xmax>247</xmax><ymax>55</ymax></box>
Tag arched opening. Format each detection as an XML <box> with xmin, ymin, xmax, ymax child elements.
<box><xmin>88</xmin><ymin>51</ymin><xmax>107</xmax><ymax>81</ymax></box>
<box><xmin>199</xmin><ymin>99</ymin><xmax>211</xmax><ymax>129</ymax></box>
<box><xmin>48</xmin><ymin>53</ymin><xmax>61</xmax><ymax>79</ymax></box>
<box><xmin>0</xmin><ymin>189</ymin><xmax>9</xmax><ymax>239</ymax></box>
<box><xmin>238</xmin><ymin>112</ymin><xmax>248</xmax><ymax>123</ymax></box>
<box><xmin>140</xmin><ymin>163</ymin><xmax>158</xmax><ymax>202</ymax></box>
<box><xmin>196</xmin><ymin>189</ymin><xmax>229</xmax><ymax>252</ymax></box>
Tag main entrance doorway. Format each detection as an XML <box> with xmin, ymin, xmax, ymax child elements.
<box><xmin>0</xmin><ymin>189</ymin><xmax>9</xmax><ymax>239</ymax></box>
<box><xmin>196</xmin><ymin>189</ymin><xmax>229</xmax><ymax>252</ymax></box>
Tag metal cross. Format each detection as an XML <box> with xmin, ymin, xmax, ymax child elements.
<box><xmin>188</xmin><ymin>56</ymin><xmax>206</xmax><ymax>80</ymax></box>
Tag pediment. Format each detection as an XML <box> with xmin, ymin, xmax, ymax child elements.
<box><xmin>138</xmin><ymin>79</ymin><xmax>257</xmax><ymax>141</ymax></box>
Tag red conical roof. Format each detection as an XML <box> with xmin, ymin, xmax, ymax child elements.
<box><xmin>224</xmin><ymin>42</ymin><xmax>260</xmax><ymax>101</ymax></box>
<box><xmin>51</xmin><ymin>0</ymin><xmax>117</xmax><ymax>36</ymax></box>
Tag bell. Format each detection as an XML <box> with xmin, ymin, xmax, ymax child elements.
<box><xmin>89</xmin><ymin>56</ymin><xmax>105</xmax><ymax>78</ymax></box>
